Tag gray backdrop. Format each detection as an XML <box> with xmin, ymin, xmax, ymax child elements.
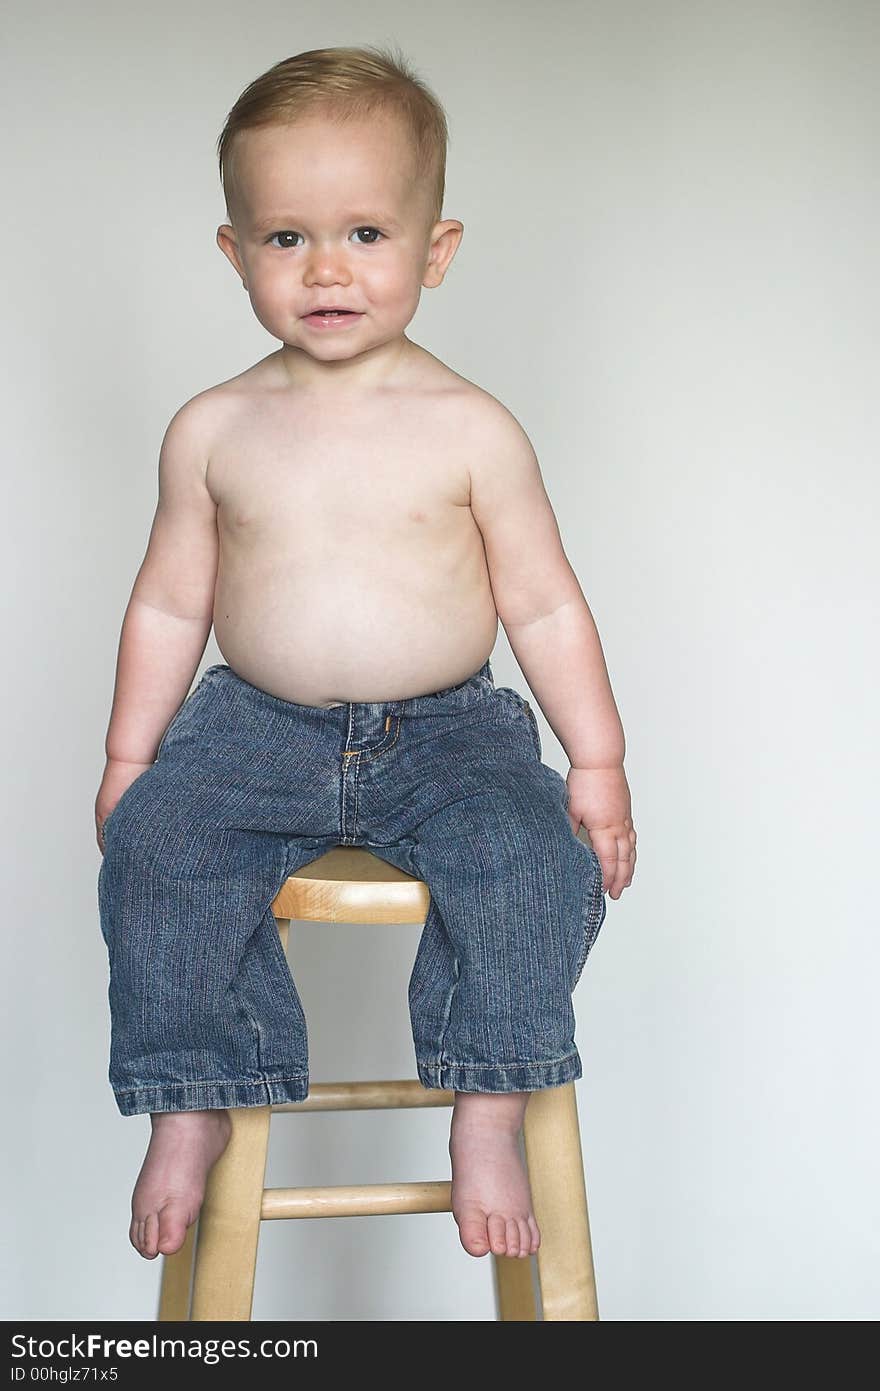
<box><xmin>2</xmin><ymin>0</ymin><xmax>877</xmax><ymax>1319</ymax></box>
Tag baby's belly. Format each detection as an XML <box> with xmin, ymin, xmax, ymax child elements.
<box><xmin>212</xmin><ymin>555</ymin><xmax>499</xmax><ymax>707</ymax></box>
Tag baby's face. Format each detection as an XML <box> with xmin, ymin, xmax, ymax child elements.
<box><xmin>218</xmin><ymin>112</ymin><xmax>459</xmax><ymax>365</ymax></box>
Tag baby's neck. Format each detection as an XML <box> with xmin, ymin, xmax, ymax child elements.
<box><xmin>273</xmin><ymin>334</ymin><xmax>418</xmax><ymax>397</ymax></box>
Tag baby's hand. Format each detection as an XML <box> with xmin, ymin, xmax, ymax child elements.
<box><xmin>95</xmin><ymin>758</ymin><xmax>153</xmax><ymax>855</ymax></box>
<box><xmin>565</xmin><ymin>764</ymin><xmax>636</xmax><ymax>901</ymax></box>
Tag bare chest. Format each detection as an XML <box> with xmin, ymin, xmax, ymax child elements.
<box><xmin>207</xmin><ymin>408</ymin><xmax>473</xmax><ymax>564</ymax></box>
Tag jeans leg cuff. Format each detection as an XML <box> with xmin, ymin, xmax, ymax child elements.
<box><xmin>113</xmin><ymin>1074</ymin><xmax>310</xmax><ymax>1116</ymax></box>
<box><xmin>415</xmin><ymin>1051</ymin><xmax>582</xmax><ymax>1093</ymax></box>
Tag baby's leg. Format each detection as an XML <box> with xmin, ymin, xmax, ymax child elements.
<box><xmin>405</xmin><ymin>721</ymin><xmax>606</xmax><ymax>1258</ymax></box>
<box><xmin>99</xmin><ymin>764</ymin><xmax>304</xmax><ymax>1256</ymax></box>
<box><xmin>97</xmin><ymin>693</ymin><xmax>322</xmax><ymax>1257</ymax></box>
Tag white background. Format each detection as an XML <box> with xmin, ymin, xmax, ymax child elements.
<box><xmin>2</xmin><ymin>0</ymin><xmax>877</xmax><ymax>1319</ymax></box>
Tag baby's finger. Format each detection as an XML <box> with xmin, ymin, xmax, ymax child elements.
<box><xmin>608</xmin><ymin>838</ymin><xmax>635</xmax><ymax>897</ymax></box>
<box><xmin>590</xmin><ymin>842</ymin><xmax>616</xmax><ymax>897</ymax></box>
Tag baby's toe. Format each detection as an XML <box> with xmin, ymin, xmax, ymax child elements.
<box><xmin>516</xmin><ymin>1218</ymin><xmax>532</xmax><ymax>1257</ymax></box>
<box><xmin>142</xmin><ymin>1211</ymin><xmax>160</xmax><ymax>1259</ymax></box>
<box><xmin>528</xmin><ymin>1215</ymin><xmax>541</xmax><ymax>1253</ymax></box>
<box><xmin>455</xmin><ymin>1202</ymin><xmax>491</xmax><ymax>1257</ymax></box>
<box><xmin>157</xmin><ymin>1200</ymin><xmax>190</xmax><ymax>1256</ymax></box>
<box><xmin>487</xmin><ymin>1212</ymin><xmax>508</xmax><ymax>1256</ymax></box>
<box><xmin>505</xmin><ymin>1218</ymin><xmax>521</xmax><ymax>1257</ymax></box>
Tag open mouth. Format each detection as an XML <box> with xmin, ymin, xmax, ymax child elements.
<box><xmin>302</xmin><ymin>308</ymin><xmax>363</xmax><ymax>328</ymax></box>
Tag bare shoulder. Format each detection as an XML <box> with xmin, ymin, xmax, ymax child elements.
<box><xmin>438</xmin><ymin>368</ymin><xmax>556</xmax><ymax>548</ymax></box>
<box><xmin>463</xmin><ymin>385</ymin><xmax>537</xmax><ymax>460</ymax></box>
<box><xmin>172</xmin><ymin>357</ymin><xmax>273</xmax><ymax>436</ymax></box>
<box><xmin>161</xmin><ymin>381</ymin><xmax>233</xmax><ymax>462</ymax></box>
<box><xmin>413</xmin><ymin>349</ymin><xmax>539</xmax><ymax>470</ymax></box>
<box><xmin>161</xmin><ymin>357</ymin><xmax>275</xmax><ymax>489</ymax></box>
<box><xmin>442</xmin><ymin>379</ymin><xmax>541</xmax><ymax>497</ymax></box>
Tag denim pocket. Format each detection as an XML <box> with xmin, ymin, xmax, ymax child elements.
<box><xmin>104</xmin><ymin>672</ymin><xmax>219</xmax><ymax>840</ymax></box>
<box><xmin>571</xmin><ymin>841</ymin><xmax>607</xmax><ymax>987</ymax></box>
<box><xmin>154</xmin><ymin>669</ymin><xmax>218</xmax><ymax>761</ymax></box>
<box><xmin>102</xmin><ymin>767</ymin><xmax>150</xmax><ymax>842</ymax></box>
<box><xmin>496</xmin><ymin>686</ymin><xmax>542</xmax><ymax>759</ymax></box>
<box><xmin>521</xmin><ymin>699</ymin><xmax>541</xmax><ymax>758</ymax></box>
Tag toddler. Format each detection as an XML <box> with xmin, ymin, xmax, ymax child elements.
<box><xmin>96</xmin><ymin>45</ymin><xmax>636</xmax><ymax>1268</ymax></box>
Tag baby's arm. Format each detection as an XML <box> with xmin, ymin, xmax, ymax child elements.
<box><xmin>469</xmin><ymin>399</ymin><xmax>635</xmax><ymax>897</ymax></box>
<box><xmin>468</xmin><ymin>400</ymin><xmax>622</xmax><ymax>762</ymax></box>
<box><xmin>96</xmin><ymin>397</ymin><xmax>219</xmax><ymax>844</ymax></box>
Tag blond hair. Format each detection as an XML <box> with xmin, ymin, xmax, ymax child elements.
<box><xmin>217</xmin><ymin>44</ymin><xmax>449</xmax><ymax>229</ymax></box>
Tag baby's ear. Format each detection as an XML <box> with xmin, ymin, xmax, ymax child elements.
<box><xmin>216</xmin><ymin>224</ymin><xmax>244</xmax><ymax>280</ymax></box>
<box><xmin>422</xmin><ymin>219</ymin><xmax>464</xmax><ymax>289</ymax></box>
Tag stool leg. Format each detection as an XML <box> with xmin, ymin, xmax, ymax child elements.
<box><xmin>157</xmin><ymin>1221</ymin><xmax>197</xmax><ymax>1320</ymax></box>
<box><xmin>189</xmin><ymin>1105</ymin><xmax>272</xmax><ymax>1321</ymax></box>
<box><xmin>522</xmin><ymin>1082</ymin><xmax>599</xmax><ymax>1320</ymax></box>
<box><xmin>493</xmin><ymin>1251</ymin><xmax>538</xmax><ymax>1320</ymax></box>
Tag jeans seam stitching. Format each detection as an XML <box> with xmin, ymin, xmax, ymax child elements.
<box><xmin>417</xmin><ymin>1052</ymin><xmax>580</xmax><ymax>1071</ymax></box>
<box><xmin>362</xmin><ymin>715</ymin><xmax>403</xmax><ymax>759</ymax></box>
<box><xmin>115</xmin><ymin>1074</ymin><xmax>309</xmax><ymax>1095</ymax></box>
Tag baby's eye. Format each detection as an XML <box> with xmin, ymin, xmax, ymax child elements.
<box><xmin>267</xmin><ymin>227</ymin><xmax>384</xmax><ymax>249</ymax></box>
<box><xmin>268</xmin><ymin>231</ymin><xmax>302</xmax><ymax>249</ymax></box>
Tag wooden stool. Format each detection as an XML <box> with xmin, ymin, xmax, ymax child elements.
<box><xmin>156</xmin><ymin>847</ymin><xmax>600</xmax><ymax>1321</ymax></box>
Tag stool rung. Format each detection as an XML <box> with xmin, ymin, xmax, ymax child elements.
<box><xmin>261</xmin><ymin>1180</ymin><xmax>452</xmax><ymax>1220</ymax></box>
<box><xmin>271</xmin><ymin>1079</ymin><xmax>455</xmax><ymax>1113</ymax></box>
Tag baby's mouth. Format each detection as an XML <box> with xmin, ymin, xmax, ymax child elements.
<box><xmin>302</xmin><ymin>308</ymin><xmax>364</xmax><ymax>327</ymax></box>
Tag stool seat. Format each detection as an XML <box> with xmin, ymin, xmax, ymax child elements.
<box><xmin>271</xmin><ymin>846</ymin><xmax>430</xmax><ymax>923</ymax></box>
<box><xmin>157</xmin><ymin>849</ymin><xmax>600</xmax><ymax>1322</ymax></box>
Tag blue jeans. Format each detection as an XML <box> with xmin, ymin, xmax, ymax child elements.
<box><xmin>97</xmin><ymin>659</ymin><xmax>607</xmax><ymax>1116</ymax></box>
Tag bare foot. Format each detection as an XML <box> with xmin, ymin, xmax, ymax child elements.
<box><xmin>448</xmin><ymin>1091</ymin><xmax>540</xmax><ymax>1259</ymax></box>
<box><xmin>130</xmin><ymin>1109</ymin><xmax>232</xmax><ymax>1259</ymax></box>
